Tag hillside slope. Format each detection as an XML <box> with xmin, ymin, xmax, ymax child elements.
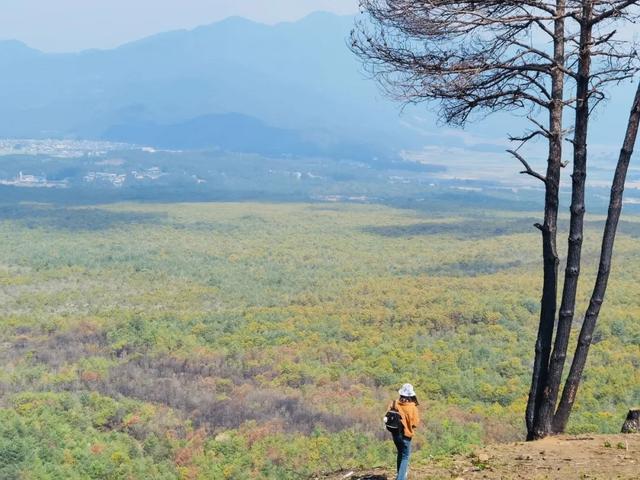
<box><xmin>318</xmin><ymin>434</ymin><xmax>640</xmax><ymax>480</ymax></box>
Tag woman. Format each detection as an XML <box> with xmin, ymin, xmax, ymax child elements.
<box><xmin>388</xmin><ymin>383</ymin><xmax>420</xmax><ymax>480</ymax></box>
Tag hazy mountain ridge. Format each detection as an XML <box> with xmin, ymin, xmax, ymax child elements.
<box><xmin>0</xmin><ymin>13</ymin><xmax>412</xmax><ymax>160</ymax></box>
<box><xmin>1</xmin><ymin>11</ymin><xmax>635</xmax><ymax>166</ymax></box>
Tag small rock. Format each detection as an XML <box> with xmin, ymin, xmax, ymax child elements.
<box><xmin>477</xmin><ymin>453</ymin><xmax>490</xmax><ymax>462</ymax></box>
<box><xmin>517</xmin><ymin>455</ymin><xmax>533</xmax><ymax>461</ymax></box>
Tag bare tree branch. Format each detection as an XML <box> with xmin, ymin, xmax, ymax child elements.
<box><xmin>507</xmin><ymin>149</ymin><xmax>549</xmax><ymax>182</ymax></box>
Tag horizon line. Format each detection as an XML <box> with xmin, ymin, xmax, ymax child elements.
<box><xmin>0</xmin><ymin>10</ymin><xmax>356</xmax><ymax>55</ymax></box>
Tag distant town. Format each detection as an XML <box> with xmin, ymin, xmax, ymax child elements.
<box><xmin>0</xmin><ymin>171</ymin><xmax>69</xmax><ymax>189</ymax></box>
<box><xmin>0</xmin><ymin>139</ymin><xmax>172</xmax><ymax>189</ymax></box>
<box><xmin>0</xmin><ymin>138</ymin><xmax>136</xmax><ymax>158</ymax></box>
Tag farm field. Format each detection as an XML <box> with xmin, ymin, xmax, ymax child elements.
<box><xmin>0</xmin><ymin>201</ymin><xmax>639</xmax><ymax>479</ymax></box>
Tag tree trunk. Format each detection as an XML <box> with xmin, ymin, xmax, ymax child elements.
<box><xmin>533</xmin><ymin>0</ymin><xmax>592</xmax><ymax>439</ymax></box>
<box><xmin>622</xmin><ymin>409</ymin><xmax>640</xmax><ymax>433</ymax></box>
<box><xmin>553</xmin><ymin>79</ymin><xmax>640</xmax><ymax>433</ymax></box>
<box><xmin>525</xmin><ymin>0</ymin><xmax>565</xmax><ymax>441</ymax></box>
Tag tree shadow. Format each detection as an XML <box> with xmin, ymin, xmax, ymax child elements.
<box><xmin>364</xmin><ymin>217</ymin><xmax>640</xmax><ymax>241</ymax></box>
<box><xmin>363</xmin><ymin>217</ymin><xmax>538</xmax><ymax>240</ymax></box>
<box><xmin>422</xmin><ymin>259</ymin><xmax>523</xmax><ymax>277</ymax></box>
<box><xmin>586</xmin><ymin>219</ymin><xmax>640</xmax><ymax>238</ymax></box>
<box><xmin>0</xmin><ymin>204</ymin><xmax>167</xmax><ymax>231</ymax></box>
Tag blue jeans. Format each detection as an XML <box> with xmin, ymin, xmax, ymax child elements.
<box><xmin>392</xmin><ymin>431</ymin><xmax>412</xmax><ymax>480</ymax></box>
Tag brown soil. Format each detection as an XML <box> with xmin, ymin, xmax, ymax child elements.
<box><xmin>316</xmin><ymin>434</ymin><xmax>640</xmax><ymax>480</ymax></box>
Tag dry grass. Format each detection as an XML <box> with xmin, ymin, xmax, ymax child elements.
<box><xmin>318</xmin><ymin>434</ymin><xmax>640</xmax><ymax>480</ymax></box>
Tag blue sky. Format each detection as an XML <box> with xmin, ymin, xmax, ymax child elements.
<box><xmin>1</xmin><ymin>0</ymin><xmax>359</xmax><ymax>52</ymax></box>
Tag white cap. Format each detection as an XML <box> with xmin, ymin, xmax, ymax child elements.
<box><xmin>398</xmin><ymin>383</ymin><xmax>416</xmax><ymax>397</ymax></box>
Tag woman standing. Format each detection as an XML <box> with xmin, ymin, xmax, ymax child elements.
<box><xmin>388</xmin><ymin>383</ymin><xmax>420</xmax><ymax>480</ymax></box>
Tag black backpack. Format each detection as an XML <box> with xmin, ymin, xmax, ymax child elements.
<box><xmin>383</xmin><ymin>400</ymin><xmax>403</xmax><ymax>433</ymax></box>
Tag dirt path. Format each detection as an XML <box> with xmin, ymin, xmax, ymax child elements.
<box><xmin>317</xmin><ymin>434</ymin><xmax>640</xmax><ymax>480</ymax></box>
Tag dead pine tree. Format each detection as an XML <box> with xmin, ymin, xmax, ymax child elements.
<box><xmin>533</xmin><ymin>0</ymin><xmax>640</xmax><ymax>438</ymax></box>
<box><xmin>351</xmin><ymin>0</ymin><xmax>640</xmax><ymax>440</ymax></box>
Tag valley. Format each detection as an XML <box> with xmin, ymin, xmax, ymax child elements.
<box><xmin>1</xmin><ymin>201</ymin><xmax>638</xmax><ymax>478</ymax></box>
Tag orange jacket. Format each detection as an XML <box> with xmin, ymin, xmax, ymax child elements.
<box><xmin>388</xmin><ymin>399</ymin><xmax>420</xmax><ymax>438</ymax></box>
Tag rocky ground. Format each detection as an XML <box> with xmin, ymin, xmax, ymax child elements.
<box><xmin>316</xmin><ymin>434</ymin><xmax>640</xmax><ymax>480</ymax></box>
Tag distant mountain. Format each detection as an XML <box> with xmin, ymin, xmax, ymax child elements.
<box><xmin>0</xmin><ymin>12</ymin><xmax>634</xmax><ymax>163</ymax></box>
<box><xmin>0</xmin><ymin>40</ymin><xmax>41</xmax><ymax>61</ymax></box>
<box><xmin>103</xmin><ymin>112</ymin><xmax>395</xmax><ymax>161</ymax></box>
<box><xmin>0</xmin><ymin>13</ymin><xmax>417</xmax><ymax>159</ymax></box>
<box><xmin>104</xmin><ymin>113</ymin><xmax>319</xmax><ymax>155</ymax></box>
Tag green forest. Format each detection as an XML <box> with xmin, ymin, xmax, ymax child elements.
<box><xmin>0</xmin><ymin>201</ymin><xmax>638</xmax><ymax>479</ymax></box>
